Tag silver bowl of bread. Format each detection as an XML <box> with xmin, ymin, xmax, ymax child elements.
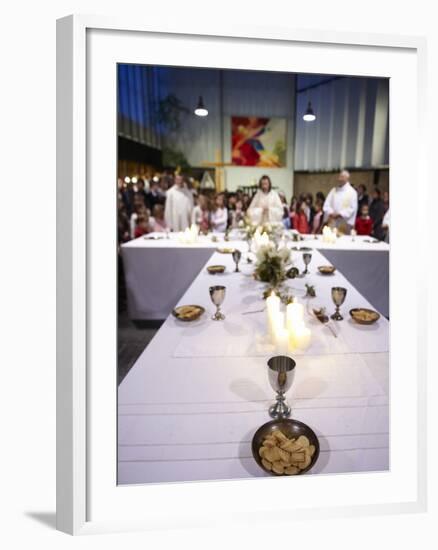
<box><xmin>252</xmin><ymin>418</ymin><xmax>319</xmax><ymax>476</ymax></box>
<box><xmin>172</xmin><ymin>305</ymin><xmax>205</xmax><ymax>322</ymax></box>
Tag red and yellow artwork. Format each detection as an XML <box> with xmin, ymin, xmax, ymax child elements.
<box><xmin>231</xmin><ymin>116</ymin><xmax>287</xmax><ymax>167</ymax></box>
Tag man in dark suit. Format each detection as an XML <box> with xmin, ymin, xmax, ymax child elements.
<box><xmin>369</xmin><ymin>188</ymin><xmax>386</xmax><ymax>240</ymax></box>
<box><xmin>145</xmin><ymin>179</ymin><xmax>165</xmax><ymax>212</ymax></box>
<box><xmin>135</xmin><ymin>179</ymin><xmax>149</xmax><ymax>210</ymax></box>
<box><xmin>357</xmin><ymin>184</ymin><xmax>369</xmax><ymax>212</ymax></box>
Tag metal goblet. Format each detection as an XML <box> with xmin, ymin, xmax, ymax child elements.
<box><xmin>331</xmin><ymin>286</ymin><xmax>347</xmax><ymax>321</ymax></box>
<box><xmin>302</xmin><ymin>252</ymin><xmax>312</xmax><ymax>275</ymax></box>
<box><xmin>232</xmin><ymin>249</ymin><xmax>242</xmax><ymax>272</ymax></box>
<box><xmin>267</xmin><ymin>355</ymin><xmax>296</xmax><ymax>419</ymax></box>
<box><xmin>209</xmin><ymin>285</ymin><xmax>226</xmax><ymax>321</ymax></box>
<box><xmin>246</xmin><ymin>238</ymin><xmax>253</xmax><ymax>263</ymax></box>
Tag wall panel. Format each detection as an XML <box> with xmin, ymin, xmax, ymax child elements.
<box><xmin>295</xmin><ymin>76</ymin><xmax>389</xmax><ymax>171</ymax></box>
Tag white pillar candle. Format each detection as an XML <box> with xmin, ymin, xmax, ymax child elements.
<box><xmin>287</xmin><ymin>326</ymin><xmax>296</xmax><ymax>353</ymax></box>
<box><xmin>286</xmin><ymin>300</ymin><xmax>304</xmax><ymax>327</ymax></box>
<box><xmin>292</xmin><ymin>323</ymin><xmax>312</xmax><ymax>350</ymax></box>
<box><xmin>271</xmin><ymin>311</ymin><xmax>285</xmax><ymax>345</ymax></box>
<box><xmin>275</xmin><ymin>326</ymin><xmax>289</xmax><ymax>355</ymax></box>
<box><xmin>272</xmin><ymin>311</ymin><xmax>284</xmax><ymax>333</ymax></box>
<box><xmin>266</xmin><ymin>292</ymin><xmax>281</xmax><ymax>340</ymax></box>
<box><xmin>266</xmin><ymin>293</ymin><xmax>280</xmax><ymax>323</ymax></box>
<box><xmin>266</xmin><ymin>292</ymin><xmax>280</xmax><ymax>315</ymax></box>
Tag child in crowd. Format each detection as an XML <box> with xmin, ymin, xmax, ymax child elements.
<box><xmin>191</xmin><ymin>194</ymin><xmax>211</xmax><ymax>233</ymax></box>
<box><xmin>304</xmin><ymin>193</ymin><xmax>314</xmax><ymax>226</ymax></box>
<box><xmin>229</xmin><ymin>199</ymin><xmax>245</xmax><ymax>229</ymax></box>
<box><xmin>210</xmin><ymin>193</ymin><xmax>228</xmax><ymax>232</ymax></box>
<box><xmin>354</xmin><ymin>204</ymin><xmax>374</xmax><ymax>236</ymax></box>
<box><xmin>242</xmin><ymin>194</ymin><xmax>251</xmax><ymax>212</ymax></box>
<box><xmin>130</xmin><ymin>199</ymin><xmax>148</xmax><ymax>239</ymax></box>
<box><xmin>278</xmin><ymin>192</ymin><xmax>291</xmax><ymax>229</ymax></box>
<box><xmin>118</xmin><ymin>197</ymin><xmax>130</xmax><ymax>243</ymax></box>
<box><xmin>292</xmin><ymin>199</ymin><xmax>310</xmax><ymax>234</ymax></box>
<box><xmin>289</xmin><ymin>195</ymin><xmax>298</xmax><ymax>228</ymax></box>
<box><xmin>134</xmin><ymin>213</ymin><xmax>152</xmax><ymax>238</ymax></box>
<box><xmin>311</xmin><ymin>199</ymin><xmax>324</xmax><ymax>234</ymax></box>
<box><xmin>150</xmin><ymin>204</ymin><xmax>168</xmax><ymax>232</ymax></box>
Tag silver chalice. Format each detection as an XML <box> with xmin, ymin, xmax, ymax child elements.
<box><xmin>209</xmin><ymin>285</ymin><xmax>226</xmax><ymax>321</ymax></box>
<box><xmin>246</xmin><ymin>238</ymin><xmax>253</xmax><ymax>263</ymax></box>
<box><xmin>232</xmin><ymin>249</ymin><xmax>242</xmax><ymax>272</ymax></box>
<box><xmin>302</xmin><ymin>252</ymin><xmax>312</xmax><ymax>276</ymax></box>
<box><xmin>331</xmin><ymin>286</ymin><xmax>347</xmax><ymax>321</ymax></box>
<box><xmin>267</xmin><ymin>355</ymin><xmax>296</xmax><ymax>419</ymax></box>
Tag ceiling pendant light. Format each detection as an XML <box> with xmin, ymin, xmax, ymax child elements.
<box><xmin>303</xmin><ymin>101</ymin><xmax>316</xmax><ymax>122</ymax></box>
<box><xmin>194</xmin><ymin>96</ymin><xmax>208</xmax><ymax>117</ymax></box>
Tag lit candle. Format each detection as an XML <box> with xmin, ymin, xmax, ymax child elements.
<box><xmin>266</xmin><ymin>292</ymin><xmax>281</xmax><ymax>340</ymax></box>
<box><xmin>266</xmin><ymin>292</ymin><xmax>280</xmax><ymax>318</ymax></box>
<box><xmin>286</xmin><ymin>299</ymin><xmax>304</xmax><ymax>328</ymax></box>
<box><xmin>275</xmin><ymin>326</ymin><xmax>289</xmax><ymax>355</ymax></box>
<box><xmin>287</xmin><ymin>326</ymin><xmax>296</xmax><ymax>353</ymax></box>
<box><xmin>270</xmin><ymin>311</ymin><xmax>285</xmax><ymax>345</ymax></box>
<box><xmin>291</xmin><ymin>322</ymin><xmax>312</xmax><ymax>350</ymax></box>
<box><xmin>322</xmin><ymin>226</ymin><xmax>337</xmax><ymax>244</ymax></box>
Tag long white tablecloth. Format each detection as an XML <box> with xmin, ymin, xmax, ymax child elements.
<box><xmin>121</xmin><ymin>233</ymin><xmax>389</xmax><ymax>320</ymax></box>
<box><xmin>118</xmin><ymin>246</ymin><xmax>389</xmax><ymax>484</ymax></box>
<box><xmin>298</xmin><ymin>235</ymin><xmax>389</xmax><ymax>318</ymax></box>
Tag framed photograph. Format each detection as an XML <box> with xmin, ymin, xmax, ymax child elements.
<box><xmin>57</xmin><ymin>15</ymin><xmax>427</xmax><ymax>535</ymax></box>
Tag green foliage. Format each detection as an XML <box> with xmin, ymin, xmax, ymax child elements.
<box><xmin>262</xmin><ymin>287</ymin><xmax>295</xmax><ymax>305</ymax></box>
<box><xmin>157</xmin><ymin>94</ymin><xmax>190</xmax><ymax>132</ymax></box>
<box><xmin>162</xmin><ymin>148</ymin><xmax>190</xmax><ymax>170</ymax></box>
<box><xmin>255</xmin><ymin>256</ymin><xmax>286</xmax><ymax>287</ymax></box>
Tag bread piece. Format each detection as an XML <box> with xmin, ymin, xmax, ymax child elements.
<box><xmin>272</xmin><ymin>430</ymin><xmax>288</xmax><ymax>443</ymax></box>
<box><xmin>296</xmin><ymin>435</ymin><xmax>310</xmax><ymax>447</ymax></box>
<box><xmin>277</xmin><ymin>448</ymin><xmax>291</xmax><ymax>463</ymax></box>
<box><xmin>291</xmin><ymin>451</ymin><xmax>306</xmax><ymax>463</ymax></box>
<box><xmin>280</xmin><ymin>439</ymin><xmax>296</xmax><ymax>452</ymax></box>
<box><xmin>264</xmin><ymin>447</ymin><xmax>281</xmax><ymax>463</ymax></box>
<box><xmin>298</xmin><ymin>455</ymin><xmax>312</xmax><ymax>470</ymax></box>
<box><xmin>272</xmin><ymin>461</ymin><xmax>285</xmax><ymax>474</ymax></box>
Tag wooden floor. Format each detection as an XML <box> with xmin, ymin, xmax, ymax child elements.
<box><xmin>118</xmin><ymin>308</ymin><xmax>162</xmax><ymax>384</ymax></box>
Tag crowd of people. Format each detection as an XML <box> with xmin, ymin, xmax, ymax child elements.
<box><xmin>117</xmin><ymin>170</ymin><xmax>390</xmax><ymax>244</ymax></box>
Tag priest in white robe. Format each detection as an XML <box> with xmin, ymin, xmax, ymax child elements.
<box><xmin>247</xmin><ymin>175</ymin><xmax>283</xmax><ymax>225</ymax></box>
<box><xmin>323</xmin><ymin>170</ymin><xmax>358</xmax><ymax>232</ymax></box>
<box><xmin>164</xmin><ymin>174</ymin><xmax>194</xmax><ymax>232</ymax></box>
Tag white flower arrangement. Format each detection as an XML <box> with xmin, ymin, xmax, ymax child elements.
<box><xmin>253</xmin><ymin>242</ymin><xmax>292</xmax><ymax>288</ymax></box>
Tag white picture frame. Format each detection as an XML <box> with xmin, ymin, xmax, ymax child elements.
<box><xmin>56</xmin><ymin>15</ymin><xmax>428</xmax><ymax>535</ymax></box>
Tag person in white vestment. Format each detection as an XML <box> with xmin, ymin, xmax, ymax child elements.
<box><xmin>164</xmin><ymin>174</ymin><xmax>194</xmax><ymax>232</ymax></box>
<box><xmin>247</xmin><ymin>175</ymin><xmax>283</xmax><ymax>225</ymax></box>
<box><xmin>323</xmin><ymin>170</ymin><xmax>358</xmax><ymax>233</ymax></box>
